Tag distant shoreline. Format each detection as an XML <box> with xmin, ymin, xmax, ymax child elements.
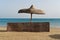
<box><xmin>0</xmin><ymin>18</ymin><xmax>60</xmax><ymax>19</ymax></box>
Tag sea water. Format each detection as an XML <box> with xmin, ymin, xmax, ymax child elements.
<box><xmin>0</xmin><ymin>18</ymin><xmax>60</xmax><ymax>28</ymax></box>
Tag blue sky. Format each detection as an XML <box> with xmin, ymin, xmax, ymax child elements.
<box><xmin>0</xmin><ymin>0</ymin><xmax>60</xmax><ymax>18</ymax></box>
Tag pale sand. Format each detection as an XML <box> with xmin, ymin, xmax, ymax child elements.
<box><xmin>0</xmin><ymin>27</ymin><xmax>60</xmax><ymax>40</ymax></box>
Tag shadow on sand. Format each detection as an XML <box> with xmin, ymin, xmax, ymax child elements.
<box><xmin>0</xmin><ymin>30</ymin><xmax>7</xmax><ymax>32</ymax></box>
<box><xmin>49</xmin><ymin>34</ymin><xmax>60</xmax><ymax>39</ymax></box>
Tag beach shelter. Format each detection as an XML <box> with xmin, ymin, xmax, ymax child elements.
<box><xmin>18</xmin><ymin>5</ymin><xmax>45</xmax><ymax>22</ymax></box>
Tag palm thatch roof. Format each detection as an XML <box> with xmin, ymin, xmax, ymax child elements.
<box><xmin>18</xmin><ymin>5</ymin><xmax>45</xmax><ymax>14</ymax></box>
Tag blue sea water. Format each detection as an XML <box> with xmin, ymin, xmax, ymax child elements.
<box><xmin>0</xmin><ymin>18</ymin><xmax>60</xmax><ymax>28</ymax></box>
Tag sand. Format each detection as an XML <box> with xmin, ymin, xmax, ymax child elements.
<box><xmin>0</xmin><ymin>27</ymin><xmax>60</xmax><ymax>40</ymax></box>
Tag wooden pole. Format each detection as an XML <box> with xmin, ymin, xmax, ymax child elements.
<box><xmin>30</xmin><ymin>13</ymin><xmax>32</xmax><ymax>22</ymax></box>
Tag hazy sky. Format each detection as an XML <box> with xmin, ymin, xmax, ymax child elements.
<box><xmin>0</xmin><ymin>0</ymin><xmax>60</xmax><ymax>18</ymax></box>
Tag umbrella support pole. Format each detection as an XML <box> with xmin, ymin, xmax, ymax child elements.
<box><xmin>30</xmin><ymin>13</ymin><xmax>32</xmax><ymax>23</ymax></box>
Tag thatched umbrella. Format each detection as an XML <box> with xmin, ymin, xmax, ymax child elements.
<box><xmin>18</xmin><ymin>5</ymin><xmax>45</xmax><ymax>22</ymax></box>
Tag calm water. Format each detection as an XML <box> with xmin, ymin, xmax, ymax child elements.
<box><xmin>0</xmin><ymin>18</ymin><xmax>60</xmax><ymax>28</ymax></box>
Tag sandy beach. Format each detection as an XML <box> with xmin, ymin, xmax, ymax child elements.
<box><xmin>0</xmin><ymin>27</ymin><xmax>60</xmax><ymax>40</ymax></box>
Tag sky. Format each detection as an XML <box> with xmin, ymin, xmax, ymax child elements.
<box><xmin>0</xmin><ymin>0</ymin><xmax>60</xmax><ymax>18</ymax></box>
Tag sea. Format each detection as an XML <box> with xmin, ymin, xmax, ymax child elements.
<box><xmin>0</xmin><ymin>18</ymin><xmax>60</xmax><ymax>28</ymax></box>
